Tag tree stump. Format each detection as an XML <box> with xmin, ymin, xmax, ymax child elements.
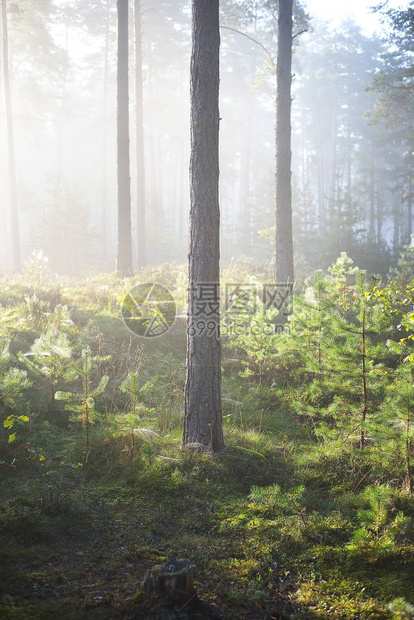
<box><xmin>142</xmin><ymin>558</ymin><xmax>195</xmax><ymax>603</ymax></box>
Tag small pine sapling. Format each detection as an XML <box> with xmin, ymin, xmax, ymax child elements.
<box><xmin>55</xmin><ymin>347</ymin><xmax>109</xmax><ymax>457</ymax></box>
<box><xmin>248</xmin><ymin>483</ymin><xmax>306</xmax><ymax>523</ymax></box>
<box><xmin>224</xmin><ymin>284</ymin><xmax>280</xmax><ymax>396</ymax></box>
<box><xmin>382</xmin><ymin>340</ymin><xmax>414</xmax><ymax>493</ymax></box>
<box><xmin>19</xmin><ymin>325</ymin><xmax>74</xmax><ymax>411</ymax></box>
<box><xmin>273</xmin><ymin>257</ymin><xmax>390</xmax><ymax>446</ymax></box>
<box><xmin>322</xmin><ymin>269</ymin><xmax>387</xmax><ymax>447</ymax></box>
<box><xmin>22</xmin><ymin>293</ymin><xmax>51</xmax><ymax>330</ymax></box>
<box><xmin>351</xmin><ymin>485</ymin><xmax>409</xmax><ymax>553</ymax></box>
<box><xmin>120</xmin><ymin>371</ymin><xmax>153</xmax><ymax>416</ymax></box>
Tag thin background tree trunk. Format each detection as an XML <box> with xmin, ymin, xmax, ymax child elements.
<box><xmin>134</xmin><ymin>0</ymin><xmax>146</xmax><ymax>268</ymax></box>
<box><xmin>2</xmin><ymin>0</ymin><xmax>21</xmax><ymax>272</ymax></box>
<box><xmin>317</xmin><ymin>115</ymin><xmax>326</xmax><ymax>233</ymax></box>
<box><xmin>275</xmin><ymin>0</ymin><xmax>293</xmax><ymax>284</ymax></box>
<box><xmin>56</xmin><ymin>24</ymin><xmax>69</xmax><ymax>183</ymax></box>
<box><xmin>239</xmin><ymin>80</ymin><xmax>253</xmax><ymax>254</ymax></box>
<box><xmin>406</xmin><ymin>157</ymin><xmax>412</xmax><ymax>242</ymax></box>
<box><xmin>369</xmin><ymin>142</ymin><xmax>376</xmax><ymax>240</ymax></box>
<box><xmin>116</xmin><ymin>0</ymin><xmax>133</xmax><ymax>275</ymax></box>
<box><xmin>101</xmin><ymin>0</ymin><xmax>110</xmax><ymax>266</ymax></box>
<box><xmin>329</xmin><ymin>84</ymin><xmax>338</xmax><ymax>221</ymax></box>
<box><xmin>183</xmin><ymin>0</ymin><xmax>224</xmax><ymax>452</ymax></box>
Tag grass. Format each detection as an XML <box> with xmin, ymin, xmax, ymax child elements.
<box><xmin>2</xmin><ymin>429</ymin><xmax>414</xmax><ymax>618</ymax></box>
<box><xmin>1</xmin><ymin>271</ymin><xmax>414</xmax><ymax>618</ymax></box>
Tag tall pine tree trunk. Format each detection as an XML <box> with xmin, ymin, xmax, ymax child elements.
<box><xmin>116</xmin><ymin>0</ymin><xmax>133</xmax><ymax>275</ymax></box>
<box><xmin>2</xmin><ymin>0</ymin><xmax>21</xmax><ymax>272</ymax></box>
<box><xmin>275</xmin><ymin>0</ymin><xmax>293</xmax><ymax>284</ymax></box>
<box><xmin>134</xmin><ymin>0</ymin><xmax>146</xmax><ymax>268</ymax></box>
<box><xmin>183</xmin><ymin>0</ymin><xmax>224</xmax><ymax>452</ymax></box>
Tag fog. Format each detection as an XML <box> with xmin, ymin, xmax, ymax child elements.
<box><xmin>0</xmin><ymin>0</ymin><xmax>411</xmax><ymax>276</ymax></box>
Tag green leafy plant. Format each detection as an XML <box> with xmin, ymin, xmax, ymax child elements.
<box><xmin>0</xmin><ymin>340</ymin><xmax>31</xmax><ymax>452</ymax></box>
<box><xmin>3</xmin><ymin>414</ymin><xmax>30</xmax><ymax>447</ymax></box>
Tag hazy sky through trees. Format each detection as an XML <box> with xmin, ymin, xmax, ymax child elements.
<box><xmin>304</xmin><ymin>0</ymin><xmax>411</xmax><ymax>34</ymax></box>
<box><xmin>1</xmin><ymin>0</ymin><xmax>413</xmax><ymax>275</ymax></box>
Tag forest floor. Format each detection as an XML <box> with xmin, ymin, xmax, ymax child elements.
<box><xmin>1</xmin><ymin>272</ymin><xmax>414</xmax><ymax>619</ymax></box>
<box><xmin>0</xmin><ymin>447</ymin><xmax>306</xmax><ymax>619</ymax></box>
<box><xmin>2</xmin><ymin>436</ymin><xmax>414</xmax><ymax>620</ymax></box>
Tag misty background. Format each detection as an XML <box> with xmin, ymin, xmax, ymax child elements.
<box><xmin>0</xmin><ymin>0</ymin><xmax>411</xmax><ymax>276</ymax></box>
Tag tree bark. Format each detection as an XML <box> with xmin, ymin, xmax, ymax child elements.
<box><xmin>134</xmin><ymin>0</ymin><xmax>146</xmax><ymax>268</ymax></box>
<box><xmin>275</xmin><ymin>0</ymin><xmax>293</xmax><ymax>284</ymax></box>
<box><xmin>2</xmin><ymin>0</ymin><xmax>21</xmax><ymax>272</ymax></box>
<box><xmin>183</xmin><ymin>0</ymin><xmax>224</xmax><ymax>452</ymax></box>
<box><xmin>116</xmin><ymin>0</ymin><xmax>133</xmax><ymax>275</ymax></box>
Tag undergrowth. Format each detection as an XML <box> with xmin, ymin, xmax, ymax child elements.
<box><xmin>1</xmin><ymin>257</ymin><xmax>414</xmax><ymax>618</ymax></box>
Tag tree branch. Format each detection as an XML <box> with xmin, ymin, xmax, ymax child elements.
<box><xmin>220</xmin><ymin>25</ymin><xmax>275</xmax><ymax>67</ymax></box>
<box><xmin>293</xmin><ymin>28</ymin><xmax>308</xmax><ymax>40</ymax></box>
